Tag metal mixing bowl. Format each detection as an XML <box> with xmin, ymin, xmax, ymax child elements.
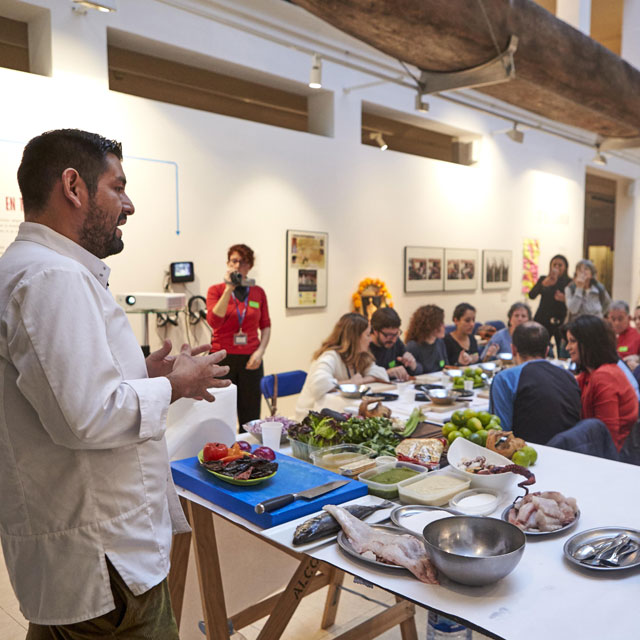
<box><xmin>338</xmin><ymin>383</ymin><xmax>370</xmax><ymax>398</ymax></box>
<box><xmin>423</xmin><ymin>516</ymin><xmax>525</xmax><ymax>586</ymax></box>
<box><xmin>426</xmin><ymin>388</ymin><xmax>457</xmax><ymax>405</ymax></box>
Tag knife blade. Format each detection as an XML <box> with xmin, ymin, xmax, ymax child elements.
<box><xmin>255</xmin><ymin>479</ymin><xmax>350</xmax><ymax>514</ymax></box>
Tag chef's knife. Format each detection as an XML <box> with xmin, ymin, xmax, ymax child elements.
<box><xmin>255</xmin><ymin>479</ymin><xmax>350</xmax><ymax>514</ymax></box>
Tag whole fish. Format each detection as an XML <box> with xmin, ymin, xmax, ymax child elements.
<box><xmin>292</xmin><ymin>500</ymin><xmax>394</xmax><ymax>545</ymax></box>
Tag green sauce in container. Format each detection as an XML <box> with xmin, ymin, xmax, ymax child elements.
<box><xmin>369</xmin><ymin>468</ymin><xmax>420</xmax><ymax>485</ymax></box>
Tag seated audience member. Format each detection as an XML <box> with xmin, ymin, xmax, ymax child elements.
<box><xmin>608</xmin><ymin>300</ymin><xmax>640</xmax><ymax>359</ymax></box>
<box><xmin>444</xmin><ymin>303</ymin><xmax>481</xmax><ymax>366</ymax></box>
<box><xmin>565</xmin><ymin>315</ymin><xmax>638</xmax><ymax>450</ymax></box>
<box><xmin>295</xmin><ymin>313</ymin><xmax>389</xmax><ymax>420</ymax></box>
<box><xmin>565</xmin><ymin>259</ymin><xmax>611</xmax><ymax>321</ymax></box>
<box><xmin>489</xmin><ymin>322</ymin><xmax>582</xmax><ymax>444</ymax></box>
<box><xmin>405</xmin><ymin>305</ymin><xmax>448</xmax><ymax>373</ymax></box>
<box><xmin>480</xmin><ymin>302</ymin><xmax>532</xmax><ymax>361</ymax></box>
<box><xmin>369</xmin><ymin>307</ymin><xmax>421</xmax><ymax>381</ymax></box>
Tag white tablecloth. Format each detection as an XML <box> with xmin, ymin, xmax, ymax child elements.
<box><xmin>166</xmin><ymin>384</ymin><xmax>237</xmax><ymax>460</ymax></box>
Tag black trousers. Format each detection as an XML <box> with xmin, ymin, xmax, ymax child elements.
<box><xmin>220</xmin><ymin>353</ymin><xmax>264</xmax><ymax>428</ymax></box>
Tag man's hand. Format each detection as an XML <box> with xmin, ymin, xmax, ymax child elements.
<box><xmin>246</xmin><ymin>351</ymin><xmax>263</xmax><ymax>370</ymax></box>
<box><xmin>387</xmin><ymin>365</ymin><xmax>410</xmax><ymax>381</ymax></box>
<box><xmin>146</xmin><ymin>339</ymin><xmax>211</xmax><ymax>378</ymax></box>
<box><xmin>398</xmin><ymin>352</ymin><xmax>417</xmax><ymax>371</ymax></box>
<box><xmin>167</xmin><ymin>345</ymin><xmax>231</xmax><ymax>402</ymax></box>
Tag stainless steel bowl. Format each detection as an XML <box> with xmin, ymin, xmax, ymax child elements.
<box><xmin>426</xmin><ymin>388</ymin><xmax>457</xmax><ymax>405</ymax></box>
<box><xmin>338</xmin><ymin>383</ymin><xmax>370</xmax><ymax>398</ymax></box>
<box><xmin>423</xmin><ymin>516</ymin><xmax>525</xmax><ymax>586</ymax></box>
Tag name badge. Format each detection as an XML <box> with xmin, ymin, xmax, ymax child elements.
<box><xmin>619</xmin><ymin>346</ymin><xmax>629</xmax><ymax>353</ymax></box>
<box><xmin>249</xmin><ymin>300</ymin><xmax>260</xmax><ymax>309</ymax></box>
<box><xmin>234</xmin><ymin>331</ymin><xmax>248</xmax><ymax>346</ymax></box>
<box><xmin>388</xmin><ymin>360</ymin><xmax>396</xmax><ymax>368</ymax></box>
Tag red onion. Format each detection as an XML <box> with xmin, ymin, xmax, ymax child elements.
<box><xmin>253</xmin><ymin>446</ymin><xmax>276</xmax><ymax>461</ymax></box>
<box><xmin>237</xmin><ymin>440</ymin><xmax>252</xmax><ymax>452</ymax></box>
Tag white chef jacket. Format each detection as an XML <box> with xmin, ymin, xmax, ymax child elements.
<box><xmin>295</xmin><ymin>350</ymin><xmax>389</xmax><ymax>420</ymax></box>
<box><xmin>0</xmin><ymin>222</ymin><xmax>189</xmax><ymax>625</ymax></box>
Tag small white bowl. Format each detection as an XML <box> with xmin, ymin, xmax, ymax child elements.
<box><xmin>446</xmin><ymin>437</ymin><xmax>517</xmax><ymax>491</ymax></box>
<box><xmin>375</xmin><ymin>455</ymin><xmax>398</xmax><ymax>466</ymax></box>
<box><xmin>449</xmin><ymin>488</ymin><xmax>502</xmax><ymax>516</ymax></box>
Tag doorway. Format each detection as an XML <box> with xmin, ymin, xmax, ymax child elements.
<box><xmin>584</xmin><ymin>173</ymin><xmax>616</xmax><ymax>294</ymax></box>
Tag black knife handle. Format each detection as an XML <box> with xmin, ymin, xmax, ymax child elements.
<box><xmin>255</xmin><ymin>493</ymin><xmax>295</xmax><ymax>514</ymax></box>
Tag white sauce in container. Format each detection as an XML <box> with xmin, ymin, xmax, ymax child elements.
<box><xmin>456</xmin><ymin>493</ymin><xmax>496</xmax><ymax>509</ymax></box>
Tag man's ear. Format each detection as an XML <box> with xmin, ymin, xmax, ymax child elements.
<box><xmin>60</xmin><ymin>168</ymin><xmax>84</xmax><ymax>209</ymax></box>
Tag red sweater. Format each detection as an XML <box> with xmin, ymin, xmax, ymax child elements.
<box><xmin>577</xmin><ymin>363</ymin><xmax>638</xmax><ymax>450</ymax></box>
<box><xmin>206</xmin><ymin>284</ymin><xmax>270</xmax><ymax>355</ymax></box>
<box><xmin>616</xmin><ymin>326</ymin><xmax>640</xmax><ymax>357</ymax></box>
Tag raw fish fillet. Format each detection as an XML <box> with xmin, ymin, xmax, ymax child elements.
<box><xmin>508</xmin><ymin>491</ymin><xmax>578</xmax><ymax>532</ymax></box>
<box><xmin>323</xmin><ymin>504</ymin><xmax>438</xmax><ymax>584</ymax></box>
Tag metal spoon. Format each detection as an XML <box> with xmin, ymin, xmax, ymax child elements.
<box><xmin>573</xmin><ymin>539</ymin><xmax>610</xmax><ymax>561</ymax></box>
<box><xmin>600</xmin><ymin>541</ymin><xmax>639</xmax><ymax>567</ymax></box>
<box><xmin>582</xmin><ymin>534</ymin><xmax>629</xmax><ymax>566</ymax></box>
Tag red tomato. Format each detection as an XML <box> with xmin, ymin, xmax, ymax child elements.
<box><xmin>203</xmin><ymin>442</ymin><xmax>228</xmax><ymax>462</ymax></box>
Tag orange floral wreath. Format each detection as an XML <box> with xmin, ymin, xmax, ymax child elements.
<box><xmin>352</xmin><ymin>278</ymin><xmax>393</xmax><ymax>317</ymax></box>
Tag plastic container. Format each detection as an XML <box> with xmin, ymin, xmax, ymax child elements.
<box><xmin>375</xmin><ymin>455</ymin><xmax>398</xmax><ymax>466</ymax></box>
<box><xmin>310</xmin><ymin>444</ymin><xmax>376</xmax><ymax>474</ymax></box>
<box><xmin>287</xmin><ymin>437</ymin><xmax>322</xmax><ymax>462</ymax></box>
<box><xmin>449</xmin><ymin>488</ymin><xmax>501</xmax><ymax>516</ymax></box>
<box><xmin>398</xmin><ymin>470</ymin><xmax>470</xmax><ymax>506</ymax></box>
<box><xmin>358</xmin><ymin>462</ymin><xmax>428</xmax><ymax>499</ymax></box>
<box><xmin>426</xmin><ymin>612</ymin><xmax>472</xmax><ymax>640</ymax></box>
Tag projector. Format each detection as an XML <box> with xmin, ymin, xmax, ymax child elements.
<box><xmin>115</xmin><ymin>292</ymin><xmax>186</xmax><ymax>312</ymax></box>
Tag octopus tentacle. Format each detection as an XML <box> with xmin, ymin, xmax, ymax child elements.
<box><xmin>490</xmin><ymin>464</ymin><xmax>536</xmax><ymax>495</ymax></box>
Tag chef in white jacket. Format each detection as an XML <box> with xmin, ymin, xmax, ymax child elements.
<box><xmin>296</xmin><ymin>312</ymin><xmax>389</xmax><ymax>420</ymax></box>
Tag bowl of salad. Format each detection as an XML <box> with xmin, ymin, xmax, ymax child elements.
<box><xmin>243</xmin><ymin>415</ymin><xmax>296</xmax><ymax>444</ymax></box>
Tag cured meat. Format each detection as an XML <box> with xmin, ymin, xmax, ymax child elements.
<box><xmin>508</xmin><ymin>491</ymin><xmax>578</xmax><ymax>532</ymax></box>
<box><xmin>324</xmin><ymin>504</ymin><xmax>439</xmax><ymax>584</ymax></box>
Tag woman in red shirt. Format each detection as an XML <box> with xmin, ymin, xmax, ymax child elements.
<box><xmin>565</xmin><ymin>315</ymin><xmax>637</xmax><ymax>450</ymax></box>
<box><xmin>207</xmin><ymin>244</ymin><xmax>271</xmax><ymax>428</ymax></box>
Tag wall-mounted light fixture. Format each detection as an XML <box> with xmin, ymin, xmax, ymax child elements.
<box><xmin>592</xmin><ymin>145</ymin><xmax>607</xmax><ymax>165</ymax></box>
<box><xmin>506</xmin><ymin>123</ymin><xmax>524</xmax><ymax>143</ymax></box>
<box><xmin>71</xmin><ymin>0</ymin><xmax>117</xmax><ymax>13</ymax></box>
<box><xmin>309</xmin><ymin>54</ymin><xmax>322</xmax><ymax>89</ymax></box>
<box><xmin>369</xmin><ymin>132</ymin><xmax>388</xmax><ymax>151</ymax></box>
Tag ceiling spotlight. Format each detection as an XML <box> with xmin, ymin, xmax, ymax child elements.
<box><xmin>506</xmin><ymin>123</ymin><xmax>524</xmax><ymax>143</ymax></box>
<box><xmin>309</xmin><ymin>54</ymin><xmax>322</xmax><ymax>89</ymax></box>
<box><xmin>369</xmin><ymin>132</ymin><xmax>388</xmax><ymax>151</ymax></box>
<box><xmin>592</xmin><ymin>145</ymin><xmax>607</xmax><ymax>165</ymax></box>
<box><xmin>71</xmin><ymin>0</ymin><xmax>117</xmax><ymax>12</ymax></box>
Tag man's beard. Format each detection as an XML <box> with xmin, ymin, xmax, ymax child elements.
<box><xmin>80</xmin><ymin>199</ymin><xmax>124</xmax><ymax>259</ymax></box>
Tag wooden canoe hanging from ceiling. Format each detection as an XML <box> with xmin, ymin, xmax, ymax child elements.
<box><xmin>289</xmin><ymin>0</ymin><xmax>640</xmax><ymax>143</ymax></box>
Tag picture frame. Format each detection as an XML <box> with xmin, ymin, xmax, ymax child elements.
<box><xmin>444</xmin><ymin>248</ymin><xmax>479</xmax><ymax>291</ymax></box>
<box><xmin>404</xmin><ymin>246</ymin><xmax>444</xmax><ymax>292</ymax></box>
<box><xmin>286</xmin><ymin>230</ymin><xmax>328</xmax><ymax>308</ymax></box>
<box><xmin>482</xmin><ymin>249</ymin><xmax>512</xmax><ymax>290</ymax></box>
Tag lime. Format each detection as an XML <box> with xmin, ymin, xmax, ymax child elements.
<box><xmin>475</xmin><ymin>429</ymin><xmax>488</xmax><ymax>445</ymax></box>
<box><xmin>467</xmin><ymin>417</ymin><xmax>483</xmax><ymax>432</ymax></box>
<box><xmin>447</xmin><ymin>430</ymin><xmax>463</xmax><ymax>444</ymax></box>
<box><xmin>520</xmin><ymin>445</ymin><xmax>538</xmax><ymax>465</ymax></box>
<box><xmin>512</xmin><ymin>450</ymin><xmax>531</xmax><ymax>466</ymax></box>
<box><xmin>464</xmin><ymin>367</ymin><xmax>474</xmax><ymax>376</ymax></box>
<box><xmin>451</xmin><ymin>410</ymin><xmax>466</xmax><ymax>427</ymax></box>
<box><xmin>460</xmin><ymin>427</ymin><xmax>472</xmax><ymax>438</ymax></box>
<box><xmin>463</xmin><ymin>408</ymin><xmax>477</xmax><ymax>421</ymax></box>
<box><xmin>494</xmin><ymin>416</ymin><xmax>501</xmax><ymax>424</ymax></box>
<box><xmin>487</xmin><ymin>420</ymin><xmax>502</xmax><ymax>431</ymax></box>
<box><xmin>478</xmin><ymin>412</ymin><xmax>492</xmax><ymax>426</ymax></box>
<box><xmin>469</xmin><ymin>432</ymin><xmax>484</xmax><ymax>446</ymax></box>
<box><xmin>442</xmin><ymin>422</ymin><xmax>456</xmax><ymax>437</ymax></box>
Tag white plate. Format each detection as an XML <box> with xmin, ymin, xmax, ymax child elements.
<box><xmin>261</xmin><ymin>495</ymin><xmax>395</xmax><ymax>554</ymax></box>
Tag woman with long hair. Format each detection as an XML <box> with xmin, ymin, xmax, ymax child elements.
<box><xmin>528</xmin><ymin>254</ymin><xmax>570</xmax><ymax>350</ymax></box>
<box><xmin>565</xmin><ymin>315</ymin><xmax>637</xmax><ymax>450</ymax></box>
<box><xmin>295</xmin><ymin>313</ymin><xmax>388</xmax><ymax>419</ymax></box>
<box><xmin>480</xmin><ymin>302</ymin><xmax>532</xmax><ymax>361</ymax></box>
<box><xmin>443</xmin><ymin>303</ymin><xmax>482</xmax><ymax>366</ymax></box>
<box><xmin>405</xmin><ymin>305</ymin><xmax>449</xmax><ymax>373</ymax></box>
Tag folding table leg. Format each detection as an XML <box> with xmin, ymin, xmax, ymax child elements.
<box><xmin>321</xmin><ymin>566</ymin><xmax>345</xmax><ymax>628</ymax></box>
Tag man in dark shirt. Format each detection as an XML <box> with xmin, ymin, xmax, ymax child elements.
<box><xmin>489</xmin><ymin>321</ymin><xmax>582</xmax><ymax>444</ymax></box>
<box><xmin>369</xmin><ymin>308</ymin><xmax>422</xmax><ymax>381</ymax></box>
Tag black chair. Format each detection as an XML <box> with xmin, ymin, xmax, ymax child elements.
<box><xmin>547</xmin><ymin>418</ymin><xmax>619</xmax><ymax>461</ymax></box>
<box><xmin>619</xmin><ymin>419</ymin><xmax>640</xmax><ymax>466</ymax></box>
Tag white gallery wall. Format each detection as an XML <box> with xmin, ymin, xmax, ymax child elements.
<box><xmin>1</xmin><ymin>0</ymin><xmax>640</xmax><ymax>379</ymax></box>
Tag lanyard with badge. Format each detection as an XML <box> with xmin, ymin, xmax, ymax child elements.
<box><xmin>233</xmin><ymin>288</ymin><xmax>250</xmax><ymax>345</ymax></box>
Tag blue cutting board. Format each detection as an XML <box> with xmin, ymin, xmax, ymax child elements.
<box><xmin>171</xmin><ymin>451</ymin><xmax>368</xmax><ymax>528</ymax></box>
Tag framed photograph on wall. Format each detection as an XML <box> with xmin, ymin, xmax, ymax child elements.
<box><xmin>444</xmin><ymin>248</ymin><xmax>478</xmax><ymax>291</ymax></box>
<box><xmin>404</xmin><ymin>246</ymin><xmax>444</xmax><ymax>292</ymax></box>
<box><xmin>286</xmin><ymin>230</ymin><xmax>328</xmax><ymax>308</ymax></box>
<box><xmin>482</xmin><ymin>249</ymin><xmax>512</xmax><ymax>290</ymax></box>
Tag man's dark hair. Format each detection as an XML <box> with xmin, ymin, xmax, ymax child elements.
<box><xmin>512</xmin><ymin>321</ymin><xmax>549</xmax><ymax>359</ymax></box>
<box><xmin>17</xmin><ymin>129</ymin><xmax>123</xmax><ymax>213</ymax></box>
<box><xmin>371</xmin><ymin>307</ymin><xmax>401</xmax><ymax>332</ymax></box>
<box><xmin>565</xmin><ymin>315</ymin><xmax>618</xmax><ymax>370</ymax></box>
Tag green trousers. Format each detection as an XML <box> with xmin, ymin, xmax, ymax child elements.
<box><xmin>26</xmin><ymin>560</ymin><xmax>179</xmax><ymax>640</ymax></box>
